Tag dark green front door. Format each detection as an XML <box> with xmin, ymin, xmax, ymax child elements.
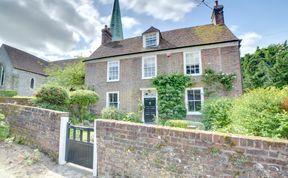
<box><xmin>144</xmin><ymin>98</ymin><xmax>156</xmax><ymax>123</ymax></box>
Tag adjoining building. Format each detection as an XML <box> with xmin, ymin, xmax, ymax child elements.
<box><xmin>0</xmin><ymin>44</ymin><xmax>80</xmax><ymax>96</ymax></box>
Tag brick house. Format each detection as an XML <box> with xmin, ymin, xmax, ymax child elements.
<box><xmin>85</xmin><ymin>0</ymin><xmax>243</xmax><ymax>122</ymax></box>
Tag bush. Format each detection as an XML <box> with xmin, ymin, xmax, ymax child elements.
<box><xmin>70</xmin><ymin>90</ymin><xmax>99</xmax><ymax>122</ymax></box>
<box><xmin>227</xmin><ymin>87</ymin><xmax>288</xmax><ymax>138</ymax></box>
<box><xmin>0</xmin><ymin>113</ymin><xmax>9</xmax><ymax>141</ymax></box>
<box><xmin>202</xmin><ymin>98</ymin><xmax>233</xmax><ymax>130</ymax></box>
<box><xmin>101</xmin><ymin>107</ymin><xmax>125</xmax><ymax>120</ymax></box>
<box><xmin>281</xmin><ymin>98</ymin><xmax>288</xmax><ymax>111</ymax></box>
<box><xmin>152</xmin><ymin>74</ymin><xmax>194</xmax><ymax>124</ymax></box>
<box><xmin>0</xmin><ymin>90</ymin><xmax>17</xmax><ymax>97</ymax></box>
<box><xmin>165</xmin><ymin>120</ymin><xmax>205</xmax><ymax>130</ymax></box>
<box><xmin>33</xmin><ymin>85</ymin><xmax>69</xmax><ymax>111</ymax></box>
<box><xmin>123</xmin><ymin>112</ymin><xmax>142</xmax><ymax>123</ymax></box>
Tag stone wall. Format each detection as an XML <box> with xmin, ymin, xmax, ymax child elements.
<box><xmin>0</xmin><ymin>97</ymin><xmax>33</xmax><ymax>106</ymax></box>
<box><xmin>96</xmin><ymin>120</ymin><xmax>288</xmax><ymax>178</ymax></box>
<box><xmin>0</xmin><ymin>104</ymin><xmax>68</xmax><ymax>160</ymax></box>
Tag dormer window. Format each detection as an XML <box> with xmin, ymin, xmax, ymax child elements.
<box><xmin>142</xmin><ymin>26</ymin><xmax>160</xmax><ymax>48</ymax></box>
<box><xmin>144</xmin><ymin>33</ymin><xmax>158</xmax><ymax>48</ymax></box>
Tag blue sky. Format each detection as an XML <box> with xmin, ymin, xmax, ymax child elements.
<box><xmin>0</xmin><ymin>0</ymin><xmax>287</xmax><ymax>61</ymax></box>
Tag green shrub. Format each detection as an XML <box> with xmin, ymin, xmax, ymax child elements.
<box><xmin>165</xmin><ymin>120</ymin><xmax>205</xmax><ymax>130</ymax></box>
<box><xmin>69</xmin><ymin>90</ymin><xmax>99</xmax><ymax>122</ymax></box>
<box><xmin>0</xmin><ymin>113</ymin><xmax>9</xmax><ymax>141</ymax></box>
<box><xmin>123</xmin><ymin>112</ymin><xmax>142</xmax><ymax>123</ymax></box>
<box><xmin>152</xmin><ymin>74</ymin><xmax>195</xmax><ymax>124</ymax></box>
<box><xmin>101</xmin><ymin>107</ymin><xmax>125</xmax><ymax>120</ymax></box>
<box><xmin>0</xmin><ymin>90</ymin><xmax>17</xmax><ymax>97</ymax></box>
<box><xmin>227</xmin><ymin>87</ymin><xmax>288</xmax><ymax>138</ymax></box>
<box><xmin>33</xmin><ymin>85</ymin><xmax>69</xmax><ymax>111</ymax></box>
<box><xmin>202</xmin><ymin>98</ymin><xmax>233</xmax><ymax>130</ymax></box>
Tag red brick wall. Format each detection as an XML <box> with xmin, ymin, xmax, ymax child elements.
<box><xmin>96</xmin><ymin>120</ymin><xmax>288</xmax><ymax>178</ymax></box>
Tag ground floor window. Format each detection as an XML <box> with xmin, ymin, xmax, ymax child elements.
<box><xmin>106</xmin><ymin>91</ymin><xmax>119</xmax><ymax>109</ymax></box>
<box><xmin>186</xmin><ymin>88</ymin><xmax>204</xmax><ymax>115</ymax></box>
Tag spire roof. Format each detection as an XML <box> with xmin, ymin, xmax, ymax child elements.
<box><xmin>110</xmin><ymin>0</ymin><xmax>123</xmax><ymax>41</ymax></box>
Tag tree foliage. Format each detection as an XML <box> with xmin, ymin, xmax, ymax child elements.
<box><xmin>241</xmin><ymin>41</ymin><xmax>288</xmax><ymax>90</ymax></box>
<box><xmin>45</xmin><ymin>57</ymin><xmax>85</xmax><ymax>91</ymax></box>
<box><xmin>152</xmin><ymin>74</ymin><xmax>194</xmax><ymax>124</ymax></box>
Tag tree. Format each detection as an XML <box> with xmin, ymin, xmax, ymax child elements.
<box><xmin>45</xmin><ymin>57</ymin><xmax>85</xmax><ymax>91</ymax></box>
<box><xmin>241</xmin><ymin>41</ymin><xmax>288</xmax><ymax>90</ymax></box>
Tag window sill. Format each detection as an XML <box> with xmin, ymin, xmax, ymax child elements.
<box><xmin>142</xmin><ymin>77</ymin><xmax>155</xmax><ymax>80</ymax></box>
<box><xmin>187</xmin><ymin>112</ymin><xmax>202</xmax><ymax>116</ymax></box>
<box><xmin>107</xmin><ymin>80</ymin><xmax>120</xmax><ymax>83</ymax></box>
<box><xmin>185</xmin><ymin>74</ymin><xmax>202</xmax><ymax>77</ymax></box>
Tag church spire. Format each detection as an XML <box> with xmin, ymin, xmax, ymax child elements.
<box><xmin>110</xmin><ymin>0</ymin><xmax>123</xmax><ymax>41</ymax></box>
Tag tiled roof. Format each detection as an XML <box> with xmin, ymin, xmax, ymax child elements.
<box><xmin>3</xmin><ymin>44</ymin><xmax>49</xmax><ymax>76</ymax></box>
<box><xmin>2</xmin><ymin>44</ymin><xmax>82</xmax><ymax>76</ymax></box>
<box><xmin>143</xmin><ymin>26</ymin><xmax>160</xmax><ymax>34</ymax></box>
<box><xmin>88</xmin><ymin>24</ymin><xmax>239</xmax><ymax>61</ymax></box>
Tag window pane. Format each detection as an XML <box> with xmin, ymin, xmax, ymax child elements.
<box><xmin>145</xmin><ymin>33</ymin><xmax>157</xmax><ymax>47</ymax></box>
<box><xmin>187</xmin><ymin>89</ymin><xmax>202</xmax><ymax>112</ymax></box>
<box><xmin>108</xmin><ymin>61</ymin><xmax>119</xmax><ymax>81</ymax></box>
<box><xmin>143</xmin><ymin>57</ymin><xmax>156</xmax><ymax>78</ymax></box>
<box><xmin>108</xmin><ymin>93</ymin><xmax>118</xmax><ymax>108</ymax></box>
<box><xmin>185</xmin><ymin>52</ymin><xmax>200</xmax><ymax>75</ymax></box>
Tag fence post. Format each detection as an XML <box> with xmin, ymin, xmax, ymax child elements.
<box><xmin>93</xmin><ymin>120</ymin><xmax>98</xmax><ymax>177</ymax></box>
<box><xmin>58</xmin><ymin>116</ymin><xmax>69</xmax><ymax>165</ymax></box>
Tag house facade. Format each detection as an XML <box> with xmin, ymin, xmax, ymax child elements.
<box><xmin>0</xmin><ymin>44</ymin><xmax>80</xmax><ymax>96</ymax></box>
<box><xmin>85</xmin><ymin>0</ymin><xmax>243</xmax><ymax>122</ymax></box>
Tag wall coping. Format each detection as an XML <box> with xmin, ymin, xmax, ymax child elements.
<box><xmin>96</xmin><ymin>119</ymin><xmax>288</xmax><ymax>144</ymax></box>
<box><xmin>0</xmin><ymin>103</ymin><xmax>69</xmax><ymax>116</ymax></box>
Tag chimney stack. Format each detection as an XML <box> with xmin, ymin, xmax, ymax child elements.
<box><xmin>101</xmin><ymin>25</ymin><xmax>112</xmax><ymax>45</ymax></box>
<box><xmin>212</xmin><ymin>0</ymin><xmax>225</xmax><ymax>25</ymax></box>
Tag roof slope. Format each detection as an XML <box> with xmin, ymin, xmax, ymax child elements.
<box><xmin>3</xmin><ymin>44</ymin><xmax>49</xmax><ymax>76</ymax></box>
<box><xmin>88</xmin><ymin>24</ymin><xmax>239</xmax><ymax>61</ymax></box>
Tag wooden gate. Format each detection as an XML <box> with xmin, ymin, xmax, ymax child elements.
<box><xmin>65</xmin><ymin>123</ymin><xmax>94</xmax><ymax>169</ymax></box>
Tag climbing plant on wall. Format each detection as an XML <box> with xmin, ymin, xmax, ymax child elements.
<box><xmin>202</xmin><ymin>69</ymin><xmax>236</xmax><ymax>97</ymax></box>
<box><xmin>152</xmin><ymin>74</ymin><xmax>195</xmax><ymax>125</ymax></box>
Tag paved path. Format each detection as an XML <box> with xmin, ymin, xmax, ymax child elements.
<box><xmin>0</xmin><ymin>142</ymin><xmax>93</xmax><ymax>178</ymax></box>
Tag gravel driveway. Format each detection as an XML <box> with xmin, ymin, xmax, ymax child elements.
<box><xmin>0</xmin><ymin>142</ymin><xmax>93</xmax><ymax>178</ymax></box>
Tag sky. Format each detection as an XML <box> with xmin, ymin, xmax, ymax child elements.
<box><xmin>0</xmin><ymin>0</ymin><xmax>287</xmax><ymax>61</ymax></box>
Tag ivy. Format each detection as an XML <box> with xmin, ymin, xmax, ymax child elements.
<box><xmin>152</xmin><ymin>74</ymin><xmax>195</xmax><ymax>124</ymax></box>
<box><xmin>202</xmin><ymin>69</ymin><xmax>236</xmax><ymax>97</ymax></box>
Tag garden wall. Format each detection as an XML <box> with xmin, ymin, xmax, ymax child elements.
<box><xmin>96</xmin><ymin>120</ymin><xmax>288</xmax><ymax>178</ymax></box>
<box><xmin>0</xmin><ymin>97</ymin><xmax>33</xmax><ymax>106</ymax></box>
<box><xmin>0</xmin><ymin>103</ymin><xmax>68</xmax><ymax>160</ymax></box>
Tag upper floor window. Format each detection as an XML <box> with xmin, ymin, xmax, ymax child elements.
<box><xmin>186</xmin><ymin>88</ymin><xmax>204</xmax><ymax>115</ymax></box>
<box><xmin>184</xmin><ymin>51</ymin><xmax>202</xmax><ymax>76</ymax></box>
<box><xmin>106</xmin><ymin>91</ymin><xmax>119</xmax><ymax>109</ymax></box>
<box><xmin>142</xmin><ymin>56</ymin><xmax>157</xmax><ymax>79</ymax></box>
<box><xmin>107</xmin><ymin>60</ymin><xmax>120</xmax><ymax>82</ymax></box>
<box><xmin>0</xmin><ymin>64</ymin><xmax>4</xmax><ymax>86</ymax></box>
<box><xmin>143</xmin><ymin>33</ymin><xmax>159</xmax><ymax>48</ymax></box>
<box><xmin>30</xmin><ymin>78</ymin><xmax>35</xmax><ymax>89</ymax></box>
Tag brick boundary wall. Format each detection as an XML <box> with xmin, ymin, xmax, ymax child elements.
<box><xmin>96</xmin><ymin>120</ymin><xmax>288</xmax><ymax>178</ymax></box>
<box><xmin>0</xmin><ymin>104</ymin><xmax>68</xmax><ymax>160</ymax></box>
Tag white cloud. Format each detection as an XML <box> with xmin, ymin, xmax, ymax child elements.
<box><xmin>101</xmin><ymin>15</ymin><xmax>139</xmax><ymax>29</ymax></box>
<box><xmin>133</xmin><ymin>28</ymin><xmax>143</xmax><ymax>36</ymax></box>
<box><xmin>100</xmin><ymin>0</ymin><xmax>197</xmax><ymax>22</ymax></box>
<box><xmin>0</xmin><ymin>0</ymin><xmax>104</xmax><ymax>61</ymax></box>
<box><xmin>239</xmin><ymin>32</ymin><xmax>262</xmax><ymax>56</ymax></box>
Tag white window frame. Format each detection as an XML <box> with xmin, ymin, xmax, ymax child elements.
<box><xmin>107</xmin><ymin>60</ymin><xmax>120</xmax><ymax>82</ymax></box>
<box><xmin>142</xmin><ymin>55</ymin><xmax>157</xmax><ymax>79</ymax></box>
<box><xmin>106</xmin><ymin>91</ymin><xmax>120</xmax><ymax>109</ymax></box>
<box><xmin>183</xmin><ymin>51</ymin><xmax>202</xmax><ymax>76</ymax></box>
<box><xmin>143</xmin><ymin>32</ymin><xmax>160</xmax><ymax>48</ymax></box>
<box><xmin>185</xmin><ymin>87</ymin><xmax>204</xmax><ymax>115</ymax></box>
